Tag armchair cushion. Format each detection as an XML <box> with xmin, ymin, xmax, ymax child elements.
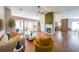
<box><xmin>37</xmin><ymin>36</ymin><xmax>52</xmax><ymax>46</ymax></box>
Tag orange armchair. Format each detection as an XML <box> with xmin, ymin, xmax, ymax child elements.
<box><xmin>33</xmin><ymin>36</ymin><xmax>54</xmax><ymax>52</ymax></box>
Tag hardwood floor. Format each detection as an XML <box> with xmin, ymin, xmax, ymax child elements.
<box><xmin>25</xmin><ymin>31</ymin><xmax>79</xmax><ymax>52</ymax></box>
<box><xmin>25</xmin><ymin>39</ymin><xmax>35</xmax><ymax>52</ymax></box>
<box><xmin>54</xmin><ymin>31</ymin><xmax>79</xmax><ymax>52</ymax></box>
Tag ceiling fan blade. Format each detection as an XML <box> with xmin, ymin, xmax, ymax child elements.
<box><xmin>40</xmin><ymin>7</ymin><xmax>48</xmax><ymax>13</ymax></box>
<box><xmin>40</xmin><ymin>7</ymin><xmax>60</xmax><ymax>14</ymax></box>
<box><xmin>37</xmin><ymin>6</ymin><xmax>46</xmax><ymax>14</ymax></box>
<box><xmin>38</xmin><ymin>11</ymin><xmax>44</xmax><ymax>14</ymax></box>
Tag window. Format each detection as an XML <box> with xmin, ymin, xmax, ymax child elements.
<box><xmin>25</xmin><ymin>21</ymin><xmax>38</xmax><ymax>32</ymax></box>
<box><xmin>72</xmin><ymin>22</ymin><xmax>79</xmax><ymax>31</ymax></box>
<box><xmin>15</xmin><ymin>20</ymin><xmax>23</xmax><ymax>33</ymax></box>
<box><xmin>15</xmin><ymin>20</ymin><xmax>38</xmax><ymax>34</ymax></box>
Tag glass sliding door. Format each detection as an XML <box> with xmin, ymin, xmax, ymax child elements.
<box><xmin>15</xmin><ymin>19</ymin><xmax>38</xmax><ymax>35</ymax></box>
<box><xmin>24</xmin><ymin>20</ymin><xmax>38</xmax><ymax>32</ymax></box>
<box><xmin>15</xmin><ymin>20</ymin><xmax>23</xmax><ymax>34</ymax></box>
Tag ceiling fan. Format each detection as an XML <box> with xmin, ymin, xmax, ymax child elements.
<box><xmin>37</xmin><ymin>6</ymin><xmax>46</xmax><ymax>14</ymax></box>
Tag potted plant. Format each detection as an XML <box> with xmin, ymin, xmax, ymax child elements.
<box><xmin>8</xmin><ymin>18</ymin><xmax>15</xmax><ymax>33</ymax></box>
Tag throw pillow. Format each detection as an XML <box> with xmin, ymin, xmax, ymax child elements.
<box><xmin>12</xmin><ymin>32</ymin><xmax>18</xmax><ymax>37</ymax></box>
<box><xmin>7</xmin><ymin>33</ymin><xmax>13</xmax><ymax>39</ymax></box>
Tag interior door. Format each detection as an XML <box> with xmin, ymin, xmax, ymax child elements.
<box><xmin>61</xmin><ymin>19</ymin><xmax>68</xmax><ymax>33</ymax></box>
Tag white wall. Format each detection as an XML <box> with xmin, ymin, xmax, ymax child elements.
<box><xmin>39</xmin><ymin>14</ymin><xmax>45</xmax><ymax>32</ymax></box>
<box><xmin>0</xmin><ymin>6</ymin><xmax>5</xmax><ymax>38</ymax></box>
<box><xmin>54</xmin><ymin>13</ymin><xmax>68</xmax><ymax>22</ymax></box>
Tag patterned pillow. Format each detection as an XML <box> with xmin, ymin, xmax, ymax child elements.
<box><xmin>7</xmin><ymin>32</ymin><xmax>18</xmax><ymax>39</ymax></box>
<box><xmin>7</xmin><ymin>33</ymin><xmax>13</xmax><ymax>39</ymax></box>
<box><xmin>12</xmin><ymin>32</ymin><xmax>18</xmax><ymax>37</ymax></box>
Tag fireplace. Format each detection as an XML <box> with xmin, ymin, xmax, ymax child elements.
<box><xmin>45</xmin><ymin>24</ymin><xmax>53</xmax><ymax>34</ymax></box>
<box><xmin>46</xmin><ymin>28</ymin><xmax>51</xmax><ymax>33</ymax></box>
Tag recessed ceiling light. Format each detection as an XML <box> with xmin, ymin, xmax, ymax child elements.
<box><xmin>19</xmin><ymin>9</ymin><xmax>23</xmax><ymax>11</ymax></box>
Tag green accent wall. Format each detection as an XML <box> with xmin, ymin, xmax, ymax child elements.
<box><xmin>45</xmin><ymin>12</ymin><xmax>53</xmax><ymax>24</ymax></box>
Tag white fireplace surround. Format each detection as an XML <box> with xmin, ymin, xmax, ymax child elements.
<box><xmin>45</xmin><ymin>24</ymin><xmax>53</xmax><ymax>34</ymax></box>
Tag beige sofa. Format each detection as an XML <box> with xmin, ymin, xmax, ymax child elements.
<box><xmin>0</xmin><ymin>35</ymin><xmax>25</xmax><ymax>52</ymax></box>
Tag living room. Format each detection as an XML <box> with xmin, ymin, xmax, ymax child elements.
<box><xmin>0</xmin><ymin>6</ymin><xmax>79</xmax><ymax>52</ymax></box>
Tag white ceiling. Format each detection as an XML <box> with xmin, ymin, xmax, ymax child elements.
<box><xmin>7</xmin><ymin>6</ymin><xmax>39</xmax><ymax>20</ymax></box>
<box><xmin>42</xmin><ymin>6</ymin><xmax>79</xmax><ymax>13</ymax></box>
<box><xmin>7</xmin><ymin>6</ymin><xmax>79</xmax><ymax>20</ymax></box>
